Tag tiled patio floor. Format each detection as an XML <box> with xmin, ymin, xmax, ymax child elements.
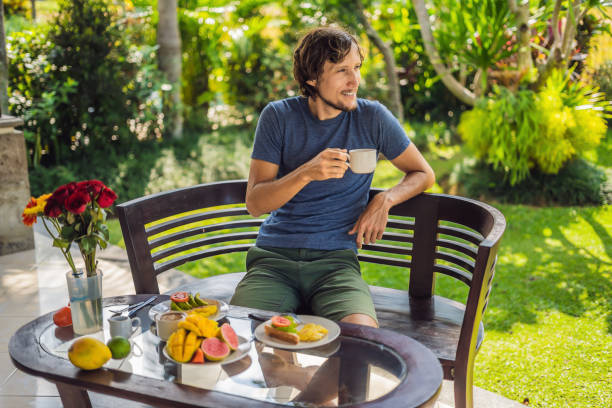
<box><xmin>0</xmin><ymin>223</ymin><xmax>523</xmax><ymax>408</ymax></box>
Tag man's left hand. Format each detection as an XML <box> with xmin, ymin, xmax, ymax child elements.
<box><xmin>348</xmin><ymin>192</ymin><xmax>391</xmax><ymax>249</ymax></box>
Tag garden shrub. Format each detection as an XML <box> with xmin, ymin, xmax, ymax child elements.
<box><xmin>591</xmin><ymin>60</ymin><xmax>612</xmax><ymax>99</ymax></box>
<box><xmin>178</xmin><ymin>4</ymin><xmax>226</xmax><ymax>129</ymax></box>
<box><xmin>8</xmin><ymin>0</ymin><xmax>166</xmax><ymax>167</ymax></box>
<box><xmin>3</xmin><ymin>0</ymin><xmax>28</xmax><ymax>17</ymax></box>
<box><xmin>143</xmin><ymin>129</ymin><xmax>252</xmax><ymax>195</ymax></box>
<box><xmin>458</xmin><ymin>158</ymin><xmax>610</xmax><ymax>206</ymax></box>
<box><xmin>222</xmin><ymin>15</ymin><xmax>296</xmax><ymax>123</ymax></box>
<box><xmin>458</xmin><ymin>70</ymin><xmax>609</xmax><ymax>185</ymax></box>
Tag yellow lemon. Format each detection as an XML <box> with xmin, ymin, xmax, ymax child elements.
<box><xmin>68</xmin><ymin>337</ymin><xmax>112</xmax><ymax>370</ymax></box>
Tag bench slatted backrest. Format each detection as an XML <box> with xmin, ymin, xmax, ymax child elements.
<box><xmin>117</xmin><ymin>180</ymin><xmax>258</xmax><ymax>294</ymax></box>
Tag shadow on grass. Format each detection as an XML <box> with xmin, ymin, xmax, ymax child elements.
<box><xmin>484</xmin><ymin>206</ymin><xmax>612</xmax><ymax>334</ymax></box>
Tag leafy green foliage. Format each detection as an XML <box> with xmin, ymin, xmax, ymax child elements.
<box><xmin>7</xmin><ymin>0</ymin><xmax>166</xmax><ymax>166</ymax></box>
<box><xmin>178</xmin><ymin>3</ymin><xmax>226</xmax><ymax>127</ymax></box>
<box><xmin>591</xmin><ymin>59</ymin><xmax>612</xmax><ymax>99</ymax></box>
<box><xmin>434</xmin><ymin>0</ymin><xmax>516</xmax><ymax>70</ymax></box>
<box><xmin>222</xmin><ymin>15</ymin><xmax>296</xmax><ymax>119</ymax></box>
<box><xmin>458</xmin><ymin>70</ymin><xmax>609</xmax><ymax>185</ymax></box>
<box><xmin>3</xmin><ymin>0</ymin><xmax>28</xmax><ymax>17</ymax></box>
<box><xmin>459</xmin><ymin>158</ymin><xmax>610</xmax><ymax>206</ymax></box>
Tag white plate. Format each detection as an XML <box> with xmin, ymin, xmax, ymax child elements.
<box><xmin>254</xmin><ymin>315</ymin><xmax>341</xmax><ymax>350</ymax></box>
<box><xmin>163</xmin><ymin>335</ymin><xmax>251</xmax><ymax>365</ymax></box>
<box><xmin>149</xmin><ymin>298</ymin><xmax>228</xmax><ymax>321</ymax></box>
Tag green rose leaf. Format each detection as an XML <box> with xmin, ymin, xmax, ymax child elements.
<box><xmin>80</xmin><ymin>236</ymin><xmax>97</xmax><ymax>254</ymax></box>
<box><xmin>60</xmin><ymin>225</ymin><xmax>75</xmax><ymax>240</ymax></box>
<box><xmin>97</xmin><ymin>222</ymin><xmax>109</xmax><ymax>240</ymax></box>
<box><xmin>97</xmin><ymin>238</ymin><xmax>108</xmax><ymax>249</ymax></box>
<box><xmin>52</xmin><ymin>238</ymin><xmax>70</xmax><ymax>249</ymax></box>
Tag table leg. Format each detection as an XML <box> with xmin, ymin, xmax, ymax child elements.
<box><xmin>56</xmin><ymin>383</ymin><xmax>93</xmax><ymax>408</ymax></box>
<box><xmin>338</xmin><ymin>350</ymin><xmax>370</xmax><ymax>404</ymax></box>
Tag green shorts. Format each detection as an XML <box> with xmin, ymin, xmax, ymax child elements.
<box><xmin>230</xmin><ymin>246</ymin><xmax>378</xmax><ymax>324</ymax></box>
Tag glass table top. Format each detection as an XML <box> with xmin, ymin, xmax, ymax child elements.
<box><xmin>40</xmin><ymin>305</ymin><xmax>407</xmax><ymax>407</ymax></box>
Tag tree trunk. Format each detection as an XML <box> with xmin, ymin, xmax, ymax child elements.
<box><xmin>355</xmin><ymin>0</ymin><xmax>403</xmax><ymax>122</ymax></box>
<box><xmin>412</xmin><ymin>0</ymin><xmax>476</xmax><ymax>106</ymax></box>
<box><xmin>537</xmin><ymin>0</ymin><xmax>581</xmax><ymax>88</ymax></box>
<box><xmin>157</xmin><ymin>0</ymin><xmax>183</xmax><ymax>139</ymax></box>
<box><xmin>508</xmin><ymin>0</ymin><xmax>533</xmax><ymax>72</ymax></box>
<box><xmin>0</xmin><ymin>5</ymin><xmax>9</xmax><ymax>115</ymax></box>
<box><xmin>31</xmin><ymin>0</ymin><xmax>36</xmax><ymax>21</ymax></box>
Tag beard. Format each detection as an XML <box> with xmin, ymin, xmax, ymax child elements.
<box><xmin>314</xmin><ymin>88</ymin><xmax>357</xmax><ymax>112</ymax></box>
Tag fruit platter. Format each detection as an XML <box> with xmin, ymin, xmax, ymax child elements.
<box><xmin>163</xmin><ymin>313</ymin><xmax>249</xmax><ymax>365</ymax></box>
<box><xmin>149</xmin><ymin>291</ymin><xmax>229</xmax><ymax>321</ymax></box>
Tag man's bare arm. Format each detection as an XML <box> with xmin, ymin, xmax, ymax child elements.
<box><xmin>246</xmin><ymin>148</ymin><xmax>349</xmax><ymax>217</ymax></box>
<box><xmin>349</xmin><ymin>143</ymin><xmax>435</xmax><ymax>248</ymax></box>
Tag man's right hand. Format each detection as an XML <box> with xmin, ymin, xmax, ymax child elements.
<box><xmin>246</xmin><ymin>148</ymin><xmax>349</xmax><ymax>217</ymax></box>
<box><xmin>301</xmin><ymin>148</ymin><xmax>349</xmax><ymax>182</ymax></box>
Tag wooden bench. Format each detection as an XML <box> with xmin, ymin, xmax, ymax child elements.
<box><xmin>117</xmin><ymin>179</ymin><xmax>506</xmax><ymax>408</ymax></box>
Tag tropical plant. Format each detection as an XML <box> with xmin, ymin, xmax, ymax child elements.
<box><xmin>413</xmin><ymin>0</ymin><xmax>611</xmax><ymax>104</ymax></box>
<box><xmin>458</xmin><ymin>69</ymin><xmax>609</xmax><ymax>185</ymax></box>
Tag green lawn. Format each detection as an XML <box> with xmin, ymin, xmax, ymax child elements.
<box><xmin>107</xmin><ymin>143</ymin><xmax>612</xmax><ymax>407</ymax></box>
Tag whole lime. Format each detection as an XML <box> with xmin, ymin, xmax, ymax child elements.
<box><xmin>68</xmin><ymin>337</ymin><xmax>112</xmax><ymax>370</ymax></box>
<box><xmin>106</xmin><ymin>336</ymin><xmax>131</xmax><ymax>359</ymax></box>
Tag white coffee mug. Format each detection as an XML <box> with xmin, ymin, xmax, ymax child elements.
<box><xmin>348</xmin><ymin>149</ymin><xmax>377</xmax><ymax>174</ymax></box>
<box><xmin>155</xmin><ymin>311</ymin><xmax>186</xmax><ymax>341</ymax></box>
<box><xmin>108</xmin><ymin>315</ymin><xmax>141</xmax><ymax>339</ymax></box>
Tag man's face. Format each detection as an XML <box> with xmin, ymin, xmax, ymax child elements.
<box><xmin>307</xmin><ymin>44</ymin><xmax>362</xmax><ymax>112</ymax></box>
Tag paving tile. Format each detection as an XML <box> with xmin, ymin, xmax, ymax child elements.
<box><xmin>0</xmin><ymin>249</ymin><xmax>37</xmax><ymax>273</ymax></box>
<box><xmin>0</xmin><ymin>396</ymin><xmax>63</xmax><ymax>408</ymax></box>
<box><xmin>0</xmin><ymin>317</ymin><xmax>33</xmax><ymax>353</ymax></box>
<box><xmin>0</xmin><ymin>364</ymin><xmax>59</xmax><ymax>396</ymax></box>
<box><xmin>0</xmin><ymin>352</ymin><xmax>17</xmax><ymax>385</ymax></box>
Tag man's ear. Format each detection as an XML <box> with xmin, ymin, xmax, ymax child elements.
<box><xmin>306</xmin><ymin>79</ymin><xmax>316</xmax><ymax>87</ymax></box>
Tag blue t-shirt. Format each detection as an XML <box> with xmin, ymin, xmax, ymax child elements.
<box><xmin>252</xmin><ymin>96</ymin><xmax>411</xmax><ymax>251</ymax></box>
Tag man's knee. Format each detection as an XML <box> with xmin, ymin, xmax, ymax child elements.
<box><xmin>340</xmin><ymin>313</ymin><xmax>378</xmax><ymax>328</ymax></box>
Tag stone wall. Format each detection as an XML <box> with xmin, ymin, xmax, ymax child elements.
<box><xmin>0</xmin><ymin>115</ymin><xmax>34</xmax><ymax>255</ymax></box>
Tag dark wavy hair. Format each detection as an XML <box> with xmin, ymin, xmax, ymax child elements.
<box><xmin>293</xmin><ymin>26</ymin><xmax>364</xmax><ymax>98</ymax></box>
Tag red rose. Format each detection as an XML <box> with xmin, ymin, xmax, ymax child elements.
<box><xmin>77</xmin><ymin>180</ymin><xmax>105</xmax><ymax>197</ymax></box>
<box><xmin>97</xmin><ymin>187</ymin><xmax>117</xmax><ymax>208</ymax></box>
<box><xmin>65</xmin><ymin>190</ymin><xmax>91</xmax><ymax>214</ymax></box>
<box><xmin>43</xmin><ymin>197</ymin><xmax>63</xmax><ymax>217</ymax></box>
<box><xmin>50</xmin><ymin>182</ymin><xmax>78</xmax><ymax>206</ymax></box>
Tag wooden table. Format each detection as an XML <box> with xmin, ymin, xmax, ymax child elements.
<box><xmin>9</xmin><ymin>295</ymin><xmax>443</xmax><ymax>408</ymax></box>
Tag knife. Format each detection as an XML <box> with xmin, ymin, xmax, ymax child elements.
<box><xmin>128</xmin><ymin>296</ymin><xmax>157</xmax><ymax>318</ymax></box>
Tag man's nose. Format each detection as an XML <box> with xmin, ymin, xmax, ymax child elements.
<box><xmin>348</xmin><ymin>70</ymin><xmax>360</xmax><ymax>85</ymax></box>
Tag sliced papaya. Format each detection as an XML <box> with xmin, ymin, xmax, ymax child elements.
<box><xmin>190</xmin><ymin>348</ymin><xmax>205</xmax><ymax>364</ymax></box>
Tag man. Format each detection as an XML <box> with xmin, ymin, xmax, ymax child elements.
<box><xmin>230</xmin><ymin>26</ymin><xmax>435</xmax><ymax>328</ymax></box>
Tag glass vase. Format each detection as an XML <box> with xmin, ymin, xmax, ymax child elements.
<box><xmin>65</xmin><ymin>270</ymin><xmax>103</xmax><ymax>335</ymax></box>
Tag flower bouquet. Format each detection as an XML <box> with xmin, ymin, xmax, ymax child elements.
<box><xmin>22</xmin><ymin>180</ymin><xmax>117</xmax><ymax>335</ymax></box>
<box><xmin>22</xmin><ymin>180</ymin><xmax>117</xmax><ymax>277</ymax></box>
